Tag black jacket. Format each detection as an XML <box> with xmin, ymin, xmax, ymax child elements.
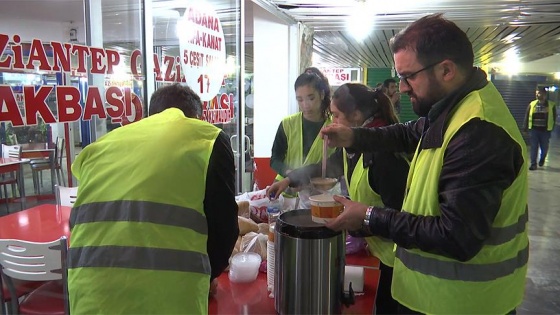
<box><xmin>205</xmin><ymin>131</ymin><xmax>239</xmax><ymax>280</ymax></box>
<box><xmin>353</xmin><ymin>69</ymin><xmax>525</xmax><ymax>262</ymax></box>
<box><xmin>287</xmin><ymin>148</ymin><xmax>409</xmax><ymax>211</ymax></box>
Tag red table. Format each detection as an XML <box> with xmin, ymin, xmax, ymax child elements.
<box><xmin>209</xmin><ymin>251</ymin><xmax>380</xmax><ymax>314</ymax></box>
<box><xmin>20</xmin><ymin>142</ymin><xmax>55</xmax><ymax>159</ymax></box>
<box><xmin>0</xmin><ymin>204</ymin><xmax>380</xmax><ymax>314</ymax></box>
<box><xmin>0</xmin><ymin>204</ymin><xmax>71</xmax><ymax>241</ymax></box>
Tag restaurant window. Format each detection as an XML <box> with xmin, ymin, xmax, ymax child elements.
<box><xmin>150</xmin><ymin>0</ymin><xmax>241</xmax><ymax>128</ymax></box>
<box><xmin>0</xmin><ymin>0</ymin><xmax>146</xmax><ymax>154</ymax></box>
<box><xmin>149</xmin><ymin>0</ymin><xmax>246</xmax><ymax>192</ymax></box>
<box><xmin>1</xmin><ymin>0</ymin><xmax>244</xmax><ymax>189</ymax></box>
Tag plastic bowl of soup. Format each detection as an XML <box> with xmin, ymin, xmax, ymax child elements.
<box><xmin>308</xmin><ymin>193</ymin><xmax>344</xmax><ymax>224</ymax></box>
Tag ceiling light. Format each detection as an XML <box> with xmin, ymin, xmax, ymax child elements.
<box><xmin>347</xmin><ymin>1</ymin><xmax>375</xmax><ymax>42</ymax></box>
<box><xmin>503</xmin><ymin>47</ymin><xmax>520</xmax><ymax>75</ymax></box>
<box><xmin>500</xmin><ymin>33</ymin><xmax>521</xmax><ymax>44</ymax></box>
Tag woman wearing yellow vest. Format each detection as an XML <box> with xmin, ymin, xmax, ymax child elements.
<box><xmin>270</xmin><ymin>67</ymin><xmax>334</xmax><ymax>197</ymax></box>
<box><xmin>267</xmin><ymin>83</ymin><xmax>409</xmax><ymax>314</ymax></box>
<box><xmin>323</xmin><ymin>14</ymin><xmax>528</xmax><ymax>314</ymax></box>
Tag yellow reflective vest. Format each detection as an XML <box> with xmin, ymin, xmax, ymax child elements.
<box><xmin>69</xmin><ymin>108</ymin><xmax>218</xmax><ymax>314</ymax></box>
<box><xmin>275</xmin><ymin>112</ymin><xmax>334</xmax><ymax>181</ymax></box>
<box><xmin>392</xmin><ymin>83</ymin><xmax>529</xmax><ymax>314</ymax></box>
<box><xmin>344</xmin><ymin>151</ymin><xmax>395</xmax><ymax>267</ymax></box>
<box><xmin>528</xmin><ymin>99</ymin><xmax>556</xmax><ymax>130</ymax></box>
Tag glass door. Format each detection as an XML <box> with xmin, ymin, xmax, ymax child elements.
<box><xmin>0</xmin><ymin>0</ymin><xmax>148</xmax><ymax>189</ymax></box>
<box><xmin>150</xmin><ymin>0</ymin><xmax>248</xmax><ymax>193</ymax></box>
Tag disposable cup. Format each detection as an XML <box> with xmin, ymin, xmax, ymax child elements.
<box><xmin>308</xmin><ymin>193</ymin><xmax>343</xmax><ymax>224</ymax></box>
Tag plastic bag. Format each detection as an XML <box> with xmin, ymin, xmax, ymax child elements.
<box><xmin>240</xmin><ymin>232</ymin><xmax>268</xmax><ymax>261</ymax></box>
<box><xmin>345</xmin><ymin>234</ymin><xmax>367</xmax><ymax>255</ymax></box>
<box><xmin>236</xmin><ymin>188</ymin><xmax>284</xmax><ymax>223</ymax></box>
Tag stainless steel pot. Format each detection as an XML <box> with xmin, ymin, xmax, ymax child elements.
<box><xmin>274</xmin><ymin>209</ymin><xmax>353</xmax><ymax>314</ymax></box>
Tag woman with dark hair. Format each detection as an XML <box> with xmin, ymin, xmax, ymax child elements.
<box><xmin>267</xmin><ymin>83</ymin><xmax>409</xmax><ymax>314</ymax></box>
<box><xmin>303</xmin><ymin>66</ymin><xmax>332</xmax><ymax>111</ymax></box>
<box><xmin>270</xmin><ymin>68</ymin><xmax>334</xmax><ymax>189</ymax></box>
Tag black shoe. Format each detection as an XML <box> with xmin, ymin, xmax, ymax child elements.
<box><xmin>529</xmin><ymin>164</ymin><xmax>537</xmax><ymax>170</ymax></box>
<box><xmin>538</xmin><ymin>160</ymin><xmax>544</xmax><ymax>167</ymax></box>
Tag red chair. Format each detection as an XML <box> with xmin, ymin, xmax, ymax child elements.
<box><xmin>0</xmin><ymin>237</ymin><xmax>69</xmax><ymax>315</ymax></box>
<box><xmin>253</xmin><ymin>157</ymin><xmax>277</xmax><ymax>190</ymax></box>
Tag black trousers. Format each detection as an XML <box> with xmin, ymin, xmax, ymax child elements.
<box><xmin>374</xmin><ymin>262</ymin><xmax>399</xmax><ymax>314</ymax></box>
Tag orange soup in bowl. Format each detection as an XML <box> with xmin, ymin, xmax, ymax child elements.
<box><xmin>309</xmin><ymin>193</ymin><xmax>344</xmax><ymax>224</ymax></box>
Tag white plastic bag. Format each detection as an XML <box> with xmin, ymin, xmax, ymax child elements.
<box><xmin>240</xmin><ymin>232</ymin><xmax>268</xmax><ymax>261</ymax></box>
<box><xmin>236</xmin><ymin>188</ymin><xmax>284</xmax><ymax>223</ymax></box>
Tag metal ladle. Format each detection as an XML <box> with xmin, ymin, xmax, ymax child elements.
<box><xmin>322</xmin><ymin>135</ymin><xmax>328</xmax><ymax>178</ymax></box>
<box><xmin>310</xmin><ymin>135</ymin><xmax>337</xmax><ymax>192</ymax></box>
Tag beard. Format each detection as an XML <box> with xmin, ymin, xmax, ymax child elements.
<box><xmin>410</xmin><ymin>75</ymin><xmax>447</xmax><ymax>117</ymax></box>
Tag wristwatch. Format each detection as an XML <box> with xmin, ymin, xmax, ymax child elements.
<box><xmin>363</xmin><ymin>206</ymin><xmax>374</xmax><ymax>233</ymax></box>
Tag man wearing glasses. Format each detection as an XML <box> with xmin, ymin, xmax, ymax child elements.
<box><xmin>322</xmin><ymin>13</ymin><xmax>528</xmax><ymax>314</ymax></box>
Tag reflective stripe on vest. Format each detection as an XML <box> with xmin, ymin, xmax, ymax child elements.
<box><xmin>275</xmin><ymin>112</ymin><xmax>333</xmax><ymax>181</ymax></box>
<box><xmin>484</xmin><ymin>205</ymin><xmax>528</xmax><ymax>246</ymax></box>
<box><xmin>396</xmin><ymin>244</ymin><xmax>528</xmax><ymax>282</ymax></box>
<box><xmin>396</xmin><ymin>207</ymin><xmax>528</xmax><ymax>282</ymax></box>
<box><xmin>69</xmin><ymin>246</ymin><xmax>211</xmax><ymax>275</ymax></box>
<box><xmin>393</xmin><ymin>82</ymin><xmax>529</xmax><ymax>314</ymax></box>
<box><xmin>70</xmin><ymin>200</ymin><xmax>208</xmax><ymax>235</ymax></box>
<box><xmin>344</xmin><ymin>150</ymin><xmax>395</xmax><ymax>267</ymax></box>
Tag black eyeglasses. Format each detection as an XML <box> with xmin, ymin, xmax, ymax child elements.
<box><xmin>397</xmin><ymin>60</ymin><xmax>443</xmax><ymax>87</ymax></box>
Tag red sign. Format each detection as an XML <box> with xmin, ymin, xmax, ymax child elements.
<box><xmin>0</xmin><ymin>85</ymin><xmax>142</xmax><ymax>127</ymax></box>
<box><xmin>1</xmin><ymin>31</ymin><xmax>234</xmax><ymax>125</ymax></box>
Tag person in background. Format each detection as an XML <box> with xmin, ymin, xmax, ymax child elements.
<box><xmin>322</xmin><ymin>13</ymin><xmax>528</xmax><ymax>314</ymax></box>
<box><xmin>270</xmin><ymin>67</ymin><xmax>334</xmax><ymax>195</ymax></box>
<box><xmin>267</xmin><ymin>83</ymin><xmax>408</xmax><ymax>314</ymax></box>
<box><xmin>68</xmin><ymin>83</ymin><xmax>239</xmax><ymax>314</ymax></box>
<box><xmin>524</xmin><ymin>86</ymin><xmax>556</xmax><ymax>170</ymax></box>
<box><xmin>383</xmin><ymin>78</ymin><xmax>401</xmax><ymax>114</ymax></box>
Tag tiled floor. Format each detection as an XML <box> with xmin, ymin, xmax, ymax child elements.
<box><xmin>1</xmin><ymin>135</ymin><xmax>560</xmax><ymax>313</ymax></box>
<box><xmin>518</xmin><ymin>131</ymin><xmax>560</xmax><ymax>314</ymax></box>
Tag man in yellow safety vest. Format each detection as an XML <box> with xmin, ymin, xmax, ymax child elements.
<box><xmin>68</xmin><ymin>83</ymin><xmax>239</xmax><ymax>314</ymax></box>
<box><xmin>323</xmin><ymin>13</ymin><xmax>528</xmax><ymax>314</ymax></box>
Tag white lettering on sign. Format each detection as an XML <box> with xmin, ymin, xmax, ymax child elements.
<box><xmin>178</xmin><ymin>2</ymin><xmax>226</xmax><ymax>102</ymax></box>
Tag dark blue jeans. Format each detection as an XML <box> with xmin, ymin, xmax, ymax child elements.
<box><xmin>530</xmin><ymin>129</ymin><xmax>551</xmax><ymax>165</ymax></box>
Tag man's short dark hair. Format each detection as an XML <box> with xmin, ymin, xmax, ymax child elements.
<box><xmin>389</xmin><ymin>13</ymin><xmax>474</xmax><ymax>73</ymax></box>
<box><xmin>383</xmin><ymin>78</ymin><xmax>396</xmax><ymax>88</ymax></box>
<box><xmin>148</xmin><ymin>83</ymin><xmax>202</xmax><ymax>118</ymax></box>
<box><xmin>537</xmin><ymin>86</ymin><xmax>547</xmax><ymax>94</ymax></box>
